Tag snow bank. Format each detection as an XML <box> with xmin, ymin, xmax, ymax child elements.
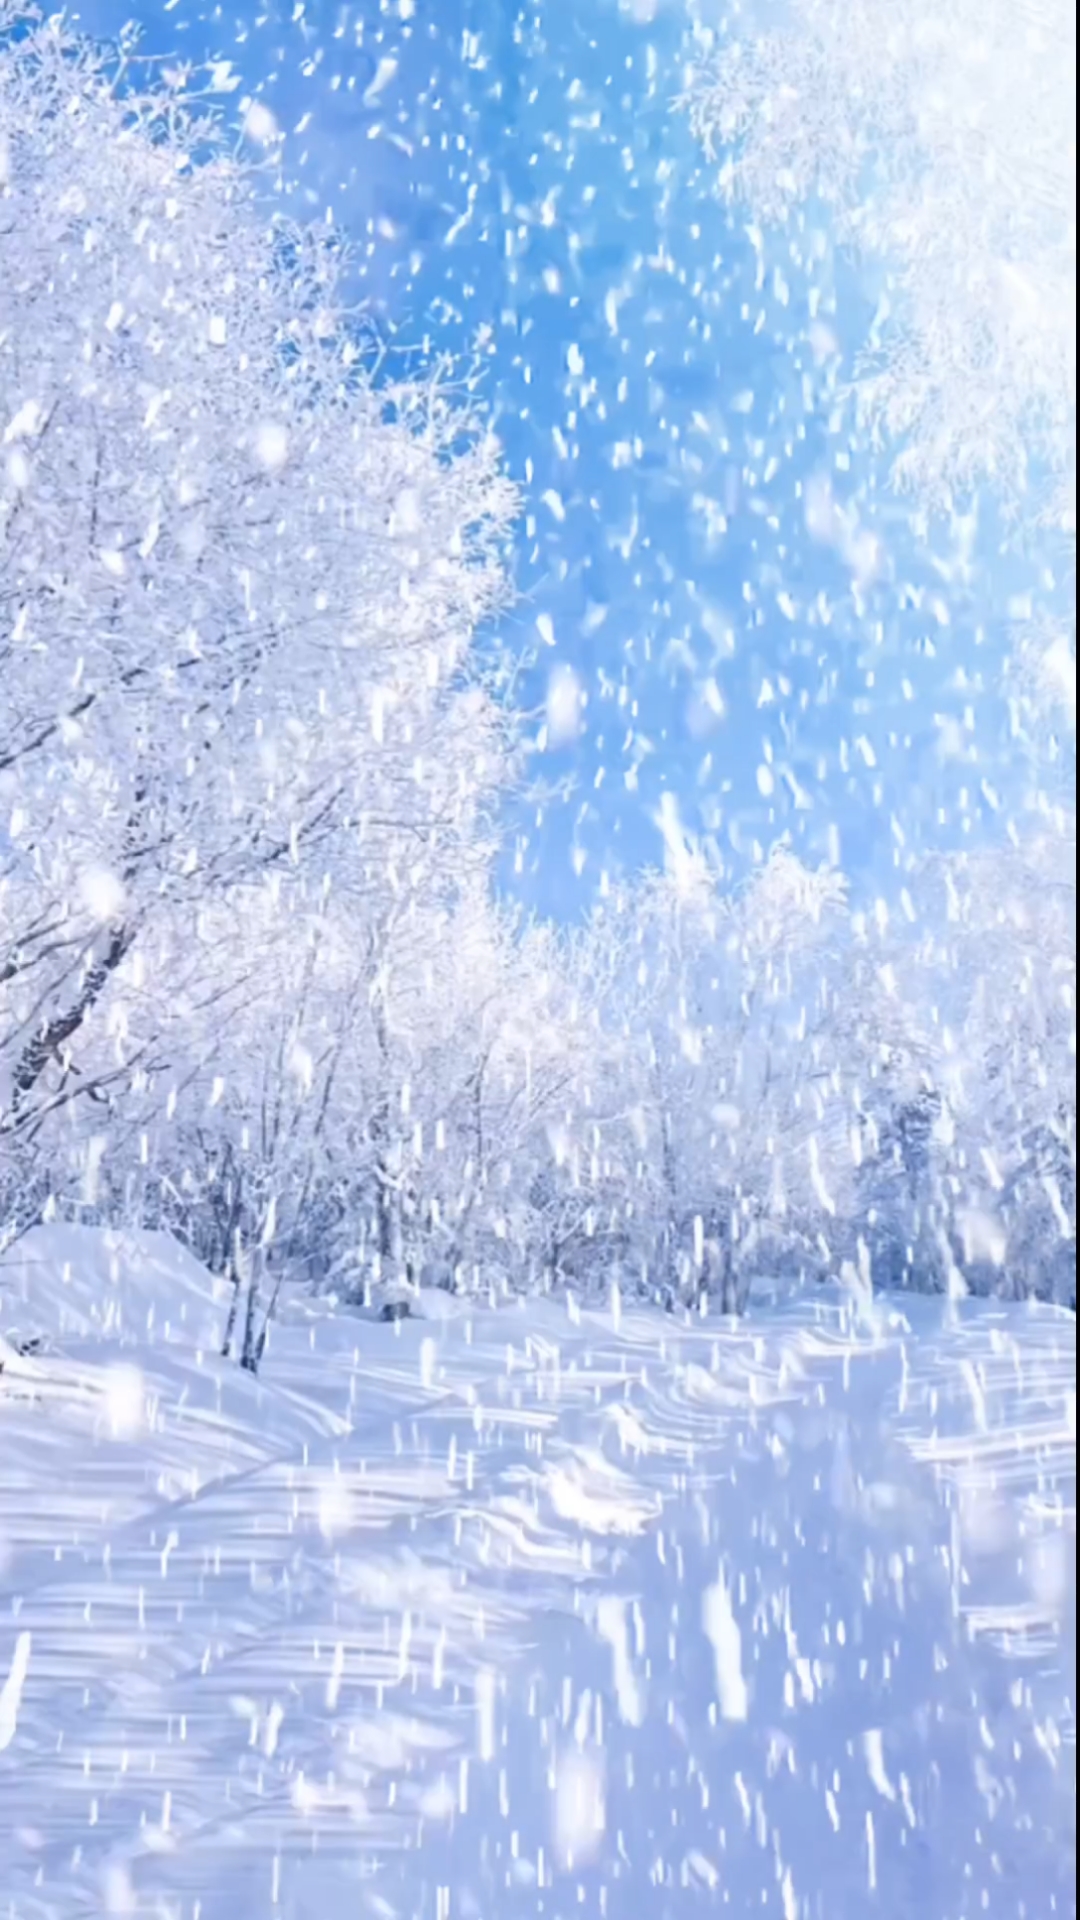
<box><xmin>0</xmin><ymin>1224</ymin><xmax>229</xmax><ymax>1353</ymax></box>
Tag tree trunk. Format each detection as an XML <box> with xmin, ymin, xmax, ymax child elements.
<box><xmin>658</xmin><ymin>1099</ymin><xmax>680</xmax><ymax>1304</ymax></box>
<box><xmin>8</xmin><ymin>923</ymin><xmax>135</xmax><ymax>1123</ymax></box>
<box><xmin>220</xmin><ymin>1273</ymin><xmax>241</xmax><ymax>1360</ymax></box>
<box><xmin>701</xmin><ymin>1205</ymin><xmax>737</xmax><ymax>1314</ymax></box>
<box><xmin>239</xmin><ymin>1267</ymin><xmax>261</xmax><ymax>1373</ymax></box>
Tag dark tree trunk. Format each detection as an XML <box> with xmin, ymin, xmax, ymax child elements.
<box><xmin>239</xmin><ymin>1268</ymin><xmax>261</xmax><ymax>1373</ymax></box>
<box><xmin>8</xmin><ymin>923</ymin><xmax>135</xmax><ymax>1121</ymax></box>
<box><xmin>220</xmin><ymin>1274</ymin><xmax>242</xmax><ymax>1360</ymax></box>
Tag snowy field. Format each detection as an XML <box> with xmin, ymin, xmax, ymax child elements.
<box><xmin>0</xmin><ymin>1230</ymin><xmax>1075</xmax><ymax>1920</ymax></box>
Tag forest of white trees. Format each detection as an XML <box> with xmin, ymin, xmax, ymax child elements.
<box><xmin>1</xmin><ymin>9</ymin><xmax>1075</xmax><ymax>1363</ymax></box>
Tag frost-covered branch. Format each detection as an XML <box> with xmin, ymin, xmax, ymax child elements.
<box><xmin>681</xmin><ymin>0</ymin><xmax>1076</xmax><ymax>513</ymax></box>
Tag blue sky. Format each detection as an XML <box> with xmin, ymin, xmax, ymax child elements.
<box><xmin>73</xmin><ymin>0</ymin><xmax>1051</xmax><ymax>917</ymax></box>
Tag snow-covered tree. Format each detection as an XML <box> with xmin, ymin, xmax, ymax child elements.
<box><xmin>0</xmin><ymin>12</ymin><xmax>516</xmax><ymax>1248</ymax></box>
<box><xmin>576</xmin><ymin>839</ymin><xmax>850</xmax><ymax>1309</ymax></box>
<box><xmin>822</xmin><ymin>905</ymin><xmax>957</xmax><ymax>1291</ymax></box>
<box><xmin>816</xmin><ymin>827</ymin><xmax>1075</xmax><ymax>1304</ymax></box>
<box><xmin>681</xmin><ymin>0</ymin><xmax>1075</xmax><ymax>1309</ymax></box>
<box><xmin>943</xmin><ymin>834</ymin><xmax>1075</xmax><ymax>1300</ymax></box>
<box><xmin>682</xmin><ymin>0</ymin><xmax>1076</xmax><ymax>517</ymax></box>
<box><xmin>423</xmin><ymin>912</ymin><xmax>607</xmax><ymax>1295</ymax></box>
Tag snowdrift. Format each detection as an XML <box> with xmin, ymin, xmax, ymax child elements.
<box><xmin>0</xmin><ymin>1224</ymin><xmax>230</xmax><ymax>1353</ymax></box>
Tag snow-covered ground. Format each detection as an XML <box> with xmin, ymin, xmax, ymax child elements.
<box><xmin>1</xmin><ymin>1229</ymin><xmax>1074</xmax><ymax>1918</ymax></box>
